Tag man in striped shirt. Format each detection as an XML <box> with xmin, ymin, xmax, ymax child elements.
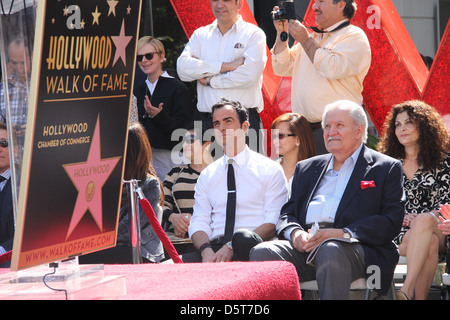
<box><xmin>0</xmin><ymin>37</ymin><xmax>31</xmax><ymax>160</ymax></box>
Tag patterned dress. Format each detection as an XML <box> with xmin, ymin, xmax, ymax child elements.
<box><xmin>395</xmin><ymin>154</ymin><xmax>450</xmax><ymax>244</ymax></box>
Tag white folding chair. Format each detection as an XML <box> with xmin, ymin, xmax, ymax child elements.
<box><xmin>300</xmin><ymin>278</ymin><xmax>396</xmax><ymax>300</ymax></box>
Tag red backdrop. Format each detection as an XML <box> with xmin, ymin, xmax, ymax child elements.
<box><xmin>170</xmin><ymin>0</ymin><xmax>450</xmax><ymax>140</ymax></box>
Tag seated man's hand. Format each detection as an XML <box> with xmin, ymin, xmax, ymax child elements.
<box><xmin>290</xmin><ymin>229</ymin><xmax>309</xmax><ymax>253</ymax></box>
<box><xmin>302</xmin><ymin>228</ymin><xmax>346</xmax><ymax>252</ymax></box>
<box><xmin>201</xmin><ymin>247</ymin><xmax>216</xmax><ymax>263</ymax></box>
<box><xmin>213</xmin><ymin>245</ymin><xmax>233</xmax><ymax>262</ymax></box>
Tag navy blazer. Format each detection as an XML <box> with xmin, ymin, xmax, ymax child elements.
<box><xmin>0</xmin><ymin>179</ymin><xmax>14</xmax><ymax>267</ymax></box>
<box><xmin>133</xmin><ymin>76</ymin><xmax>194</xmax><ymax>150</ymax></box>
<box><xmin>277</xmin><ymin>145</ymin><xmax>405</xmax><ymax>295</ymax></box>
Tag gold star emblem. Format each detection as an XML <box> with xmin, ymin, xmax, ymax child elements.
<box><xmin>107</xmin><ymin>0</ymin><xmax>119</xmax><ymax>17</ymax></box>
<box><xmin>92</xmin><ymin>6</ymin><xmax>101</xmax><ymax>25</ymax></box>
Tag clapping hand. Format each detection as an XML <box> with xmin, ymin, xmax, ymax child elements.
<box><xmin>144</xmin><ymin>95</ymin><xmax>163</xmax><ymax>117</ymax></box>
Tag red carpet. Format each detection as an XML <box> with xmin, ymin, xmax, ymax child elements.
<box><xmin>0</xmin><ymin>261</ymin><xmax>301</xmax><ymax>300</ymax></box>
<box><xmin>105</xmin><ymin>261</ymin><xmax>301</xmax><ymax>300</ymax></box>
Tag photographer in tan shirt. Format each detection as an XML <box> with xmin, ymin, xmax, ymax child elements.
<box><xmin>271</xmin><ymin>0</ymin><xmax>371</xmax><ymax>154</ymax></box>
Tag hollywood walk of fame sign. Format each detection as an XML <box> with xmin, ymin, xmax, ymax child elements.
<box><xmin>11</xmin><ymin>0</ymin><xmax>142</xmax><ymax>271</ymax></box>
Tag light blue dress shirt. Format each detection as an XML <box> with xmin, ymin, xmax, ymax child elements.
<box><xmin>306</xmin><ymin>144</ymin><xmax>363</xmax><ymax>225</ymax></box>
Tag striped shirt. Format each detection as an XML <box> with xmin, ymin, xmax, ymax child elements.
<box><xmin>0</xmin><ymin>168</ymin><xmax>11</xmax><ymax>191</ymax></box>
<box><xmin>162</xmin><ymin>164</ymin><xmax>200</xmax><ymax>225</ymax></box>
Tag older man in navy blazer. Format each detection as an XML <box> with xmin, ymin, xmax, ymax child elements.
<box><xmin>250</xmin><ymin>100</ymin><xmax>405</xmax><ymax>299</ymax></box>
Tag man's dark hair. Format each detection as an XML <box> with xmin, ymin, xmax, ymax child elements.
<box><xmin>333</xmin><ymin>0</ymin><xmax>356</xmax><ymax>19</ymax></box>
<box><xmin>211</xmin><ymin>98</ymin><xmax>248</xmax><ymax>126</ymax></box>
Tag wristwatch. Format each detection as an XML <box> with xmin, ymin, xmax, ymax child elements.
<box><xmin>226</xmin><ymin>241</ymin><xmax>233</xmax><ymax>250</ymax></box>
<box><xmin>342</xmin><ymin>229</ymin><xmax>351</xmax><ymax>239</ymax></box>
<box><xmin>199</xmin><ymin>242</ymin><xmax>212</xmax><ymax>253</ymax></box>
<box><xmin>205</xmin><ymin>76</ymin><xmax>212</xmax><ymax>87</ymax></box>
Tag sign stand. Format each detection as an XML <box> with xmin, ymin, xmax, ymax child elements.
<box><xmin>2</xmin><ymin>0</ymin><xmax>143</xmax><ymax>272</ymax></box>
<box><xmin>0</xmin><ymin>259</ymin><xmax>126</xmax><ymax>299</ymax></box>
<box><xmin>124</xmin><ymin>179</ymin><xmax>142</xmax><ymax>264</ymax></box>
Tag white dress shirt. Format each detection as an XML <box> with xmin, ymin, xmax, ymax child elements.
<box><xmin>145</xmin><ymin>71</ymin><xmax>173</xmax><ymax>96</ymax></box>
<box><xmin>276</xmin><ymin>157</ymin><xmax>293</xmax><ymax>198</ymax></box>
<box><xmin>177</xmin><ymin>16</ymin><xmax>267</xmax><ymax>113</ymax></box>
<box><xmin>189</xmin><ymin>146</ymin><xmax>288</xmax><ymax>241</ymax></box>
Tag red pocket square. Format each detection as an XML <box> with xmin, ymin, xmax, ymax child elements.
<box><xmin>361</xmin><ymin>180</ymin><xmax>376</xmax><ymax>189</ymax></box>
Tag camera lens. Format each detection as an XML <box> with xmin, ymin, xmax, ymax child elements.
<box><xmin>272</xmin><ymin>8</ymin><xmax>286</xmax><ymax>20</ymax></box>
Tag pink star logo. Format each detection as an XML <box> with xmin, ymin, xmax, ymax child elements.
<box><xmin>111</xmin><ymin>19</ymin><xmax>132</xmax><ymax>67</ymax></box>
<box><xmin>63</xmin><ymin>116</ymin><xmax>121</xmax><ymax>240</ymax></box>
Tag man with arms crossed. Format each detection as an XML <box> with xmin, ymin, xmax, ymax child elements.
<box><xmin>177</xmin><ymin>0</ymin><xmax>267</xmax><ymax>154</ymax></box>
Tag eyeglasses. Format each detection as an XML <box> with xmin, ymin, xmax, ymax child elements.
<box><xmin>0</xmin><ymin>139</ymin><xmax>8</xmax><ymax>148</ymax></box>
<box><xmin>272</xmin><ymin>133</ymin><xmax>295</xmax><ymax>140</ymax></box>
<box><xmin>137</xmin><ymin>52</ymin><xmax>158</xmax><ymax>62</ymax></box>
<box><xmin>183</xmin><ymin>135</ymin><xmax>200</xmax><ymax>144</ymax></box>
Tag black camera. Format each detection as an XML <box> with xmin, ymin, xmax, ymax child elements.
<box><xmin>272</xmin><ymin>0</ymin><xmax>297</xmax><ymax>21</ymax></box>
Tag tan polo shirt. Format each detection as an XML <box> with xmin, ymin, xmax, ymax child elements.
<box><xmin>272</xmin><ymin>20</ymin><xmax>371</xmax><ymax>123</ymax></box>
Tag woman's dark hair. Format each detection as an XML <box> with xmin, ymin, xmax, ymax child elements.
<box><xmin>124</xmin><ymin>122</ymin><xmax>163</xmax><ymax>205</ymax></box>
<box><xmin>186</xmin><ymin>121</ymin><xmax>213</xmax><ymax>143</ymax></box>
<box><xmin>377</xmin><ymin>100</ymin><xmax>449</xmax><ymax>171</ymax></box>
<box><xmin>271</xmin><ymin>113</ymin><xmax>317</xmax><ymax>161</ymax></box>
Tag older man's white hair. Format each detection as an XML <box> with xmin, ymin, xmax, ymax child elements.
<box><xmin>321</xmin><ymin>100</ymin><xmax>368</xmax><ymax>143</ymax></box>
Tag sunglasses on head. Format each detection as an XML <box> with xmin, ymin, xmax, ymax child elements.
<box><xmin>272</xmin><ymin>133</ymin><xmax>295</xmax><ymax>140</ymax></box>
<box><xmin>183</xmin><ymin>134</ymin><xmax>200</xmax><ymax>144</ymax></box>
<box><xmin>0</xmin><ymin>139</ymin><xmax>8</xmax><ymax>148</ymax></box>
<box><xmin>137</xmin><ymin>52</ymin><xmax>158</xmax><ymax>62</ymax></box>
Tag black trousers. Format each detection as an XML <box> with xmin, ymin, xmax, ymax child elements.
<box><xmin>181</xmin><ymin>229</ymin><xmax>263</xmax><ymax>263</ymax></box>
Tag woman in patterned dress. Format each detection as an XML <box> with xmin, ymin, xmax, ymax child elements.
<box><xmin>378</xmin><ymin>100</ymin><xmax>450</xmax><ymax>300</ymax></box>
